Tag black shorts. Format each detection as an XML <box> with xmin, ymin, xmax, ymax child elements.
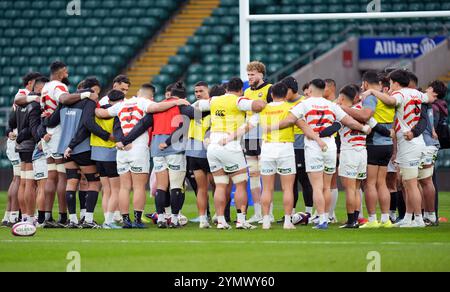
<box><xmin>19</xmin><ymin>152</ymin><xmax>33</xmax><ymax>163</ymax></box>
<box><xmin>96</xmin><ymin>161</ymin><xmax>119</xmax><ymax>178</ymax></box>
<box><xmin>187</xmin><ymin>156</ymin><xmax>210</xmax><ymax>173</ymax></box>
<box><xmin>367</xmin><ymin>145</ymin><xmax>393</xmax><ymax>167</ymax></box>
<box><xmin>243</xmin><ymin>139</ymin><xmax>261</xmax><ymax>157</ymax></box>
<box><xmin>65</xmin><ymin>151</ymin><xmax>95</xmax><ymax>167</ymax></box>
<box><xmin>294</xmin><ymin>149</ymin><xmax>306</xmax><ymax>169</ymax></box>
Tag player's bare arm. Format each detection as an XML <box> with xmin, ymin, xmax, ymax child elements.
<box><xmin>341</xmin><ymin>105</ymin><xmax>373</xmax><ymax>123</ymax></box>
<box><xmin>59</xmin><ymin>91</ymin><xmax>98</xmax><ymax>105</ymax></box>
<box><xmin>340</xmin><ymin>115</ymin><xmax>371</xmax><ymax>135</ymax></box>
<box><xmin>95</xmin><ymin>108</ymin><xmax>111</xmax><ymax>119</ymax></box>
<box><xmin>296</xmin><ymin>119</ymin><xmax>327</xmax><ymax>151</ymax></box>
<box><xmin>146</xmin><ymin>99</ymin><xmax>190</xmax><ymax>113</ymax></box>
<box><xmin>363</xmin><ymin>89</ymin><xmax>396</xmax><ymax>106</ymax></box>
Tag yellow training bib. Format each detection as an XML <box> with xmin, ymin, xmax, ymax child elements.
<box><xmin>260</xmin><ymin>102</ymin><xmax>295</xmax><ymax>143</ymax></box>
<box><xmin>90</xmin><ymin>117</ymin><xmax>115</xmax><ymax>148</ymax></box>
<box><xmin>188</xmin><ymin>114</ymin><xmax>211</xmax><ymax>141</ymax></box>
<box><xmin>210</xmin><ymin>94</ymin><xmax>246</xmax><ymax>133</ymax></box>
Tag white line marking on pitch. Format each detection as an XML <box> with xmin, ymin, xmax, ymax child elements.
<box><xmin>0</xmin><ymin>240</ymin><xmax>449</xmax><ymax>246</ymax></box>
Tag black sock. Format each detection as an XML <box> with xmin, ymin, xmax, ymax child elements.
<box><xmin>155</xmin><ymin>189</ymin><xmax>168</xmax><ymax>214</ymax></box>
<box><xmin>397</xmin><ymin>190</ymin><xmax>406</xmax><ymax>219</ymax></box>
<box><xmin>66</xmin><ymin>191</ymin><xmax>77</xmax><ymax>215</ymax></box>
<box><xmin>170</xmin><ymin>188</ymin><xmax>183</xmax><ymax>215</ymax></box>
<box><xmin>347</xmin><ymin>213</ymin><xmax>355</xmax><ymax>224</ymax></box>
<box><xmin>354</xmin><ymin>210</ymin><xmax>360</xmax><ymax>223</ymax></box>
<box><xmin>180</xmin><ymin>191</ymin><xmax>186</xmax><ymax>210</ymax></box>
<box><xmin>390</xmin><ymin>191</ymin><xmax>398</xmax><ymax>212</ymax></box>
<box><xmin>122</xmin><ymin>214</ymin><xmax>131</xmax><ymax>223</ymax></box>
<box><xmin>79</xmin><ymin>190</ymin><xmax>87</xmax><ymax>210</ymax></box>
<box><xmin>164</xmin><ymin>189</ymin><xmax>171</xmax><ymax>208</ymax></box>
<box><xmin>134</xmin><ymin>210</ymin><xmax>143</xmax><ymax>223</ymax></box>
<box><xmin>225</xmin><ymin>198</ymin><xmax>231</xmax><ymax>222</ymax></box>
<box><xmin>59</xmin><ymin>212</ymin><xmax>68</xmax><ymax>223</ymax></box>
<box><xmin>18</xmin><ymin>210</ymin><xmax>22</xmax><ymax>221</ymax></box>
<box><xmin>38</xmin><ymin>211</ymin><xmax>46</xmax><ymax>224</ymax></box>
<box><xmin>85</xmin><ymin>191</ymin><xmax>99</xmax><ymax>213</ymax></box>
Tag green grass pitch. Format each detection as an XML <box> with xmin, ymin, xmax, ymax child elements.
<box><xmin>0</xmin><ymin>191</ymin><xmax>449</xmax><ymax>272</ymax></box>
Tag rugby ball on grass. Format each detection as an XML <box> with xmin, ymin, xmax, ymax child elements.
<box><xmin>11</xmin><ymin>222</ymin><xmax>36</xmax><ymax>237</ymax></box>
<box><xmin>292</xmin><ymin>212</ymin><xmax>309</xmax><ymax>226</ymax></box>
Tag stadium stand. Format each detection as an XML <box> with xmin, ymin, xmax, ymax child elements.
<box><xmin>0</xmin><ymin>0</ymin><xmax>184</xmax><ymax>167</ymax></box>
<box><xmin>0</xmin><ymin>0</ymin><xmax>183</xmax><ymax>98</ymax></box>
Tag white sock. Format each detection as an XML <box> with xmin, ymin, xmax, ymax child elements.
<box><xmin>22</xmin><ymin>214</ymin><xmax>29</xmax><ymax>223</ymax></box>
<box><xmin>104</xmin><ymin>213</ymin><xmax>108</xmax><ymax>223</ymax></box>
<box><xmin>199</xmin><ymin>215</ymin><xmax>207</xmax><ymax>224</ymax></box>
<box><xmin>269</xmin><ymin>203</ymin><xmax>274</xmax><ymax>217</ymax></box>
<box><xmin>330</xmin><ymin>188</ymin><xmax>338</xmax><ymax>216</ymax></box>
<box><xmin>171</xmin><ymin>214</ymin><xmax>178</xmax><ymax>225</ymax></box>
<box><xmin>423</xmin><ymin>212</ymin><xmax>429</xmax><ymax>219</ymax></box>
<box><xmin>9</xmin><ymin>211</ymin><xmax>19</xmax><ymax>223</ymax></box>
<box><xmin>284</xmin><ymin>215</ymin><xmax>292</xmax><ymax>225</ymax></box>
<box><xmin>305</xmin><ymin>207</ymin><xmax>313</xmax><ymax>214</ymax></box>
<box><xmin>253</xmin><ymin>203</ymin><xmax>262</xmax><ymax>217</ymax></box>
<box><xmin>429</xmin><ymin>212</ymin><xmax>437</xmax><ymax>223</ymax></box>
<box><xmin>414</xmin><ymin>213</ymin><xmax>424</xmax><ymax>223</ymax></box>
<box><xmin>27</xmin><ymin>216</ymin><xmax>34</xmax><ymax>224</ymax></box>
<box><xmin>85</xmin><ymin>212</ymin><xmax>94</xmax><ymax>223</ymax></box>
<box><xmin>157</xmin><ymin>213</ymin><xmax>165</xmax><ymax>222</ymax></box>
<box><xmin>291</xmin><ymin>208</ymin><xmax>296</xmax><ymax>216</ymax></box>
<box><xmin>80</xmin><ymin>209</ymin><xmax>86</xmax><ymax>219</ymax></box>
<box><xmin>263</xmin><ymin>215</ymin><xmax>271</xmax><ymax>226</ymax></box>
<box><xmin>369</xmin><ymin>214</ymin><xmax>377</xmax><ymax>223</ymax></box>
<box><xmin>113</xmin><ymin>210</ymin><xmax>121</xmax><ymax>220</ymax></box>
<box><xmin>165</xmin><ymin>207</ymin><xmax>172</xmax><ymax>215</ymax></box>
<box><xmin>325</xmin><ymin>212</ymin><xmax>329</xmax><ymax>220</ymax></box>
<box><xmin>237</xmin><ymin>212</ymin><xmax>246</xmax><ymax>224</ymax></box>
<box><xmin>319</xmin><ymin>214</ymin><xmax>327</xmax><ymax>224</ymax></box>
<box><xmin>45</xmin><ymin>212</ymin><xmax>51</xmax><ymax>221</ymax></box>
<box><xmin>217</xmin><ymin>215</ymin><xmax>227</xmax><ymax>225</ymax></box>
<box><xmin>389</xmin><ymin>211</ymin><xmax>397</xmax><ymax>221</ymax></box>
<box><xmin>404</xmin><ymin>213</ymin><xmax>413</xmax><ymax>224</ymax></box>
<box><xmin>69</xmin><ymin>214</ymin><xmax>78</xmax><ymax>224</ymax></box>
<box><xmin>106</xmin><ymin>212</ymin><xmax>114</xmax><ymax>224</ymax></box>
<box><xmin>380</xmin><ymin>213</ymin><xmax>389</xmax><ymax>223</ymax></box>
<box><xmin>2</xmin><ymin>211</ymin><xmax>10</xmax><ymax>222</ymax></box>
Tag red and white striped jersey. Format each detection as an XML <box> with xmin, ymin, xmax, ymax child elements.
<box><xmin>339</xmin><ymin>103</ymin><xmax>366</xmax><ymax>150</ymax></box>
<box><xmin>290</xmin><ymin>96</ymin><xmax>347</xmax><ymax>150</ymax></box>
<box><xmin>40</xmin><ymin>80</ymin><xmax>68</xmax><ymax>118</ymax></box>
<box><xmin>107</xmin><ymin>96</ymin><xmax>154</xmax><ymax>146</ymax></box>
<box><xmin>392</xmin><ymin>88</ymin><xmax>429</xmax><ymax>144</ymax></box>
<box><xmin>14</xmin><ymin>88</ymin><xmax>30</xmax><ymax>101</ymax></box>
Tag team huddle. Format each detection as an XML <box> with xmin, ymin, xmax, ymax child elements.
<box><xmin>1</xmin><ymin>60</ymin><xmax>448</xmax><ymax>230</ymax></box>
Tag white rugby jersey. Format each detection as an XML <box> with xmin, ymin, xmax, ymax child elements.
<box><xmin>14</xmin><ymin>88</ymin><xmax>30</xmax><ymax>100</ymax></box>
<box><xmin>339</xmin><ymin>103</ymin><xmax>366</xmax><ymax>150</ymax></box>
<box><xmin>40</xmin><ymin>80</ymin><xmax>68</xmax><ymax>118</ymax></box>
<box><xmin>290</xmin><ymin>96</ymin><xmax>347</xmax><ymax>150</ymax></box>
<box><xmin>392</xmin><ymin>88</ymin><xmax>429</xmax><ymax>145</ymax></box>
<box><xmin>107</xmin><ymin>96</ymin><xmax>153</xmax><ymax>146</ymax></box>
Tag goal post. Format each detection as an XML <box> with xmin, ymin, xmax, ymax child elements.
<box><xmin>239</xmin><ymin>0</ymin><xmax>450</xmax><ymax>80</ymax></box>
